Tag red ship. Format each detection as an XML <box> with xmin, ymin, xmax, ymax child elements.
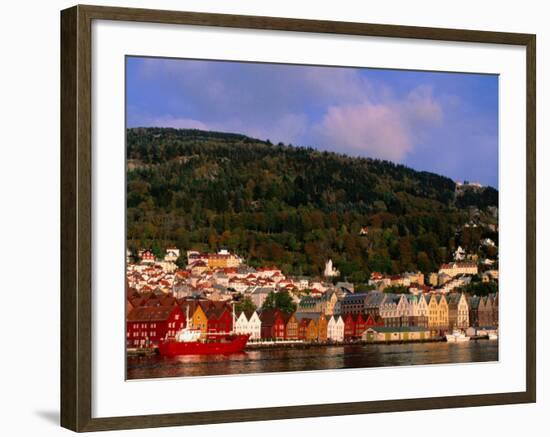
<box><xmin>158</xmin><ymin>304</ymin><xmax>250</xmax><ymax>357</ymax></box>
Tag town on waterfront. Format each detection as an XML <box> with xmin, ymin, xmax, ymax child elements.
<box><xmin>125</xmin><ymin>57</ymin><xmax>499</xmax><ymax>378</ymax></box>
<box><xmin>126</xmin><ymin>238</ymin><xmax>499</xmax><ymax>378</ymax></box>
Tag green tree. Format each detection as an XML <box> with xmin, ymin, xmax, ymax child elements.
<box><xmin>175</xmin><ymin>254</ymin><xmax>186</xmax><ymax>269</ymax></box>
<box><xmin>235</xmin><ymin>297</ymin><xmax>257</xmax><ymax>314</ymax></box>
<box><xmin>261</xmin><ymin>291</ymin><xmax>297</xmax><ymax>314</ymax></box>
<box><xmin>383</xmin><ymin>285</ymin><xmax>409</xmax><ymax>294</ymax></box>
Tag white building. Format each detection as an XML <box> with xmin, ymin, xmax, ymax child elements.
<box><xmin>408</xmin><ymin>294</ymin><xmax>429</xmax><ymax>318</ymax></box>
<box><xmin>323</xmin><ymin>259</ymin><xmax>340</xmax><ymax>278</ymax></box>
<box><xmin>327</xmin><ymin>315</ymin><xmax>345</xmax><ymax>342</ymax></box>
<box><xmin>164</xmin><ymin>247</ymin><xmax>180</xmax><ymax>262</ymax></box>
<box><xmin>438</xmin><ymin>262</ymin><xmax>478</xmax><ymax>278</ymax></box>
<box><xmin>234</xmin><ymin>311</ymin><xmax>262</xmax><ymax>340</ymax></box>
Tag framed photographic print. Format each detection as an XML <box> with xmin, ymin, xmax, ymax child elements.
<box><xmin>60</xmin><ymin>4</ymin><xmax>536</xmax><ymax>432</ymax></box>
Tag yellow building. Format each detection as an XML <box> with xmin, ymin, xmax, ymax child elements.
<box><xmin>427</xmin><ymin>294</ymin><xmax>449</xmax><ymax>332</ymax></box>
<box><xmin>206</xmin><ymin>250</ymin><xmax>241</xmax><ymax>268</ymax></box>
<box><xmin>317</xmin><ymin>314</ymin><xmax>328</xmax><ymax>342</ymax></box>
<box><xmin>191</xmin><ymin>304</ymin><xmax>208</xmax><ymax>335</ymax></box>
<box><xmin>303</xmin><ymin>318</ymin><xmax>318</xmax><ymax>341</ymax></box>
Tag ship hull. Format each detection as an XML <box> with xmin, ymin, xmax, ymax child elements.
<box><xmin>158</xmin><ymin>334</ymin><xmax>250</xmax><ymax>357</ymax></box>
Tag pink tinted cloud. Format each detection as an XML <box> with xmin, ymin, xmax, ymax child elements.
<box><xmin>312</xmin><ymin>85</ymin><xmax>443</xmax><ymax>161</ymax></box>
<box><xmin>312</xmin><ymin>102</ymin><xmax>412</xmax><ymax>161</ymax></box>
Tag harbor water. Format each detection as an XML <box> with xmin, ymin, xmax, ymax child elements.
<box><xmin>127</xmin><ymin>340</ymin><xmax>498</xmax><ymax>379</ymax></box>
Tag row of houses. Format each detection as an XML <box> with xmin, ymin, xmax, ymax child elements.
<box><xmin>126</xmin><ymin>292</ymin><xmax>399</xmax><ymax>347</ymax></box>
<box><xmin>127</xmin><ymin>290</ymin><xmax>499</xmax><ymax>347</ymax></box>
<box><xmin>127</xmin><ymin>293</ymin><xmax>499</xmax><ymax>350</ymax></box>
<box><xmin>126</xmin><ymin>300</ymin><xmax>431</xmax><ymax>348</ymax></box>
<box><xmin>233</xmin><ymin>309</ymin><xmax>386</xmax><ymax>342</ymax></box>
<box><xmin>334</xmin><ymin>291</ymin><xmax>498</xmax><ymax>331</ymax></box>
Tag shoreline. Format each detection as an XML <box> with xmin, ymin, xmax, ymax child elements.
<box><xmin>127</xmin><ymin>335</ymin><xmax>493</xmax><ymax>356</ymax></box>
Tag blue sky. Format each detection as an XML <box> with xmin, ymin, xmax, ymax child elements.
<box><xmin>126</xmin><ymin>57</ymin><xmax>499</xmax><ymax>188</ymax></box>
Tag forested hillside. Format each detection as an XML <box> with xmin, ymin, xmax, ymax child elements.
<box><xmin>127</xmin><ymin>127</ymin><xmax>498</xmax><ymax>281</ymax></box>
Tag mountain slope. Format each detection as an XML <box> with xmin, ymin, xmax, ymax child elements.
<box><xmin>126</xmin><ymin>127</ymin><xmax>498</xmax><ymax>280</ymax></box>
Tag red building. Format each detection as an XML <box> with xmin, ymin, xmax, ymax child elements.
<box><xmin>364</xmin><ymin>313</ymin><xmax>384</xmax><ymax>328</ymax></box>
<box><xmin>354</xmin><ymin>313</ymin><xmax>367</xmax><ymax>337</ymax></box>
<box><xmin>260</xmin><ymin>309</ymin><xmax>286</xmax><ymax>339</ymax></box>
<box><xmin>140</xmin><ymin>249</ymin><xmax>155</xmax><ymax>264</ymax></box>
<box><xmin>205</xmin><ymin>304</ymin><xmax>233</xmax><ymax>335</ymax></box>
<box><xmin>344</xmin><ymin>313</ymin><xmax>356</xmax><ymax>340</ymax></box>
<box><xmin>127</xmin><ymin>305</ymin><xmax>184</xmax><ymax>348</ymax></box>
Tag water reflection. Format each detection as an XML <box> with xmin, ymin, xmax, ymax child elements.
<box><xmin>127</xmin><ymin>341</ymin><xmax>498</xmax><ymax>380</ymax></box>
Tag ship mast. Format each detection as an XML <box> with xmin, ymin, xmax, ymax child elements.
<box><xmin>186</xmin><ymin>305</ymin><xmax>190</xmax><ymax>329</ymax></box>
<box><xmin>232</xmin><ymin>302</ymin><xmax>236</xmax><ymax>334</ymax></box>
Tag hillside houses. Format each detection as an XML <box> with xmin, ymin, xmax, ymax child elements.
<box><xmin>368</xmin><ymin>271</ymin><xmax>424</xmax><ymax>290</ymax></box>
<box><xmin>187</xmin><ymin>249</ymin><xmax>242</xmax><ymax>269</ymax></box>
<box><xmin>438</xmin><ymin>262</ymin><xmax>478</xmax><ymax>278</ymax></box>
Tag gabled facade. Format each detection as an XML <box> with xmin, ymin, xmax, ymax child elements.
<box><xmin>427</xmin><ymin>294</ymin><xmax>448</xmax><ymax>332</ymax></box>
<box><xmin>467</xmin><ymin>295</ymin><xmax>481</xmax><ymax>327</ymax></box>
<box><xmin>205</xmin><ymin>305</ymin><xmax>233</xmax><ymax>334</ymax></box>
<box><xmin>260</xmin><ymin>309</ymin><xmax>286</xmax><ymax>340</ymax></box>
<box><xmin>478</xmin><ymin>295</ymin><xmax>498</xmax><ymax>327</ymax></box>
<box><xmin>191</xmin><ymin>303</ymin><xmax>208</xmax><ymax>335</ymax></box>
<box><xmin>447</xmin><ymin>293</ymin><xmax>469</xmax><ymax>329</ymax></box>
<box><xmin>247</xmin><ymin>311</ymin><xmax>262</xmax><ymax>340</ymax></box>
<box><xmin>284</xmin><ymin>313</ymin><xmax>299</xmax><ymax>340</ymax></box>
<box><xmin>298</xmin><ymin>318</ymin><xmax>318</xmax><ymax>341</ymax></box>
<box><xmin>234</xmin><ymin>311</ymin><xmax>262</xmax><ymax>340</ymax></box>
<box><xmin>295</xmin><ymin>312</ymin><xmax>327</xmax><ymax>341</ymax></box>
<box><xmin>379</xmin><ymin>294</ymin><xmax>401</xmax><ymax>327</ymax></box>
<box><xmin>234</xmin><ymin>311</ymin><xmax>249</xmax><ymax>335</ymax></box>
<box><xmin>343</xmin><ymin>313</ymin><xmax>356</xmax><ymax>339</ymax></box>
<box><xmin>354</xmin><ymin>313</ymin><xmax>367</xmax><ymax>337</ymax></box>
<box><xmin>327</xmin><ymin>315</ymin><xmax>345</xmax><ymax>342</ymax></box>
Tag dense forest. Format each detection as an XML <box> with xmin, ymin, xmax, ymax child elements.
<box><xmin>127</xmin><ymin>127</ymin><xmax>498</xmax><ymax>282</ymax></box>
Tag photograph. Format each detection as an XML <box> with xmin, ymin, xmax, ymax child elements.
<box><xmin>124</xmin><ymin>57</ymin><xmax>500</xmax><ymax>380</ymax></box>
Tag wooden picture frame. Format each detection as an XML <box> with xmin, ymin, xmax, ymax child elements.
<box><xmin>60</xmin><ymin>4</ymin><xmax>536</xmax><ymax>432</ymax></box>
